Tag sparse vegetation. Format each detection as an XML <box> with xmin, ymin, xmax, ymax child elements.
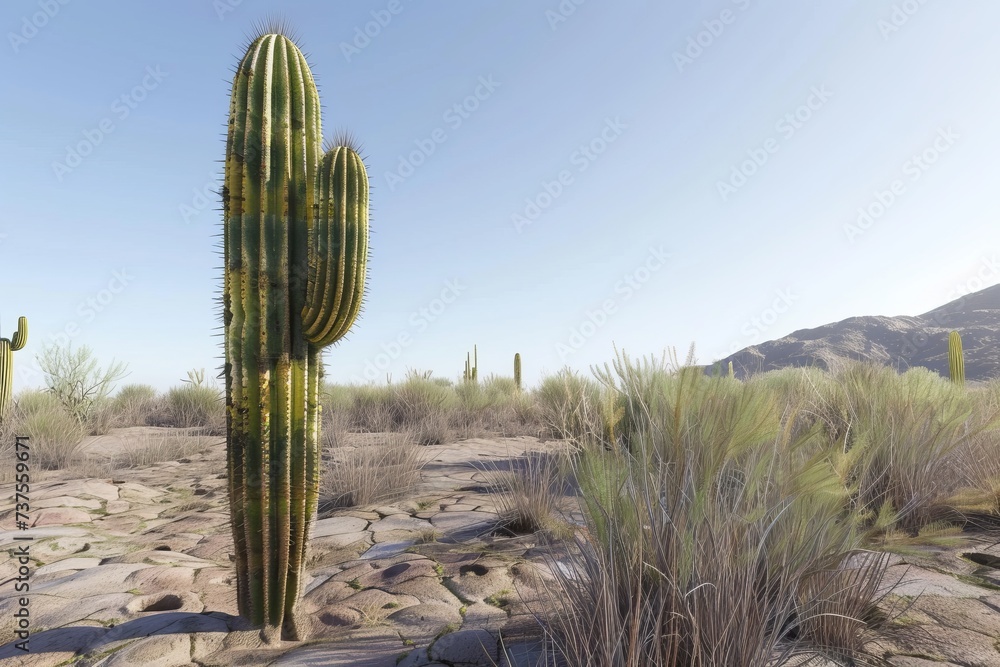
<box><xmin>320</xmin><ymin>431</ymin><xmax>427</xmax><ymax>510</ymax></box>
<box><xmin>166</xmin><ymin>382</ymin><xmax>224</xmax><ymax>432</ymax></box>
<box><xmin>8</xmin><ymin>347</ymin><xmax>1000</xmax><ymax>665</ymax></box>
<box><xmin>36</xmin><ymin>342</ymin><xmax>128</xmax><ymax>426</ymax></box>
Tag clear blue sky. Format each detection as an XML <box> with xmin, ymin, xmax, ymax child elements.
<box><xmin>3</xmin><ymin>0</ymin><xmax>998</xmax><ymax>392</ymax></box>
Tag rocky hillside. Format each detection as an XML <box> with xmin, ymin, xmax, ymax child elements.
<box><xmin>711</xmin><ymin>283</ymin><xmax>1000</xmax><ymax>382</ymax></box>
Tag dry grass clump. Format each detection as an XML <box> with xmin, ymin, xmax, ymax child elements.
<box><xmin>535</xmin><ymin>368</ymin><xmax>603</xmax><ymax>442</ymax></box>
<box><xmin>535</xmin><ymin>354</ymin><xmax>898</xmax><ymax>667</ymax></box>
<box><xmin>489</xmin><ymin>449</ymin><xmax>573</xmax><ymax>538</ymax></box>
<box><xmin>110</xmin><ymin>383</ymin><xmax>160</xmax><ymax>427</ymax></box>
<box><xmin>166</xmin><ymin>383</ymin><xmax>225</xmax><ymax>433</ymax></box>
<box><xmin>320</xmin><ymin>431</ymin><xmax>428</xmax><ymax>510</ymax></box>
<box><xmin>766</xmin><ymin>361</ymin><xmax>999</xmax><ymax>535</ymax></box>
<box><xmin>7</xmin><ymin>389</ymin><xmax>86</xmax><ymax>471</ymax></box>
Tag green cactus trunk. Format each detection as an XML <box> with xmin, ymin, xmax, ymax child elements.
<box><xmin>514</xmin><ymin>352</ymin><xmax>521</xmax><ymax>391</ymax></box>
<box><xmin>223</xmin><ymin>31</ymin><xmax>368</xmax><ymax>643</ymax></box>
<box><xmin>948</xmin><ymin>330</ymin><xmax>965</xmax><ymax>386</ymax></box>
<box><xmin>727</xmin><ymin>360</ymin><xmax>734</xmax><ymax>379</ymax></box>
<box><xmin>0</xmin><ymin>317</ymin><xmax>28</xmax><ymax>420</ymax></box>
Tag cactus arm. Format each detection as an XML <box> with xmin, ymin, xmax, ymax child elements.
<box><xmin>302</xmin><ymin>146</ymin><xmax>370</xmax><ymax>347</ymax></box>
<box><xmin>11</xmin><ymin>317</ymin><xmax>27</xmax><ymax>351</ymax></box>
<box><xmin>0</xmin><ymin>316</ymin><xmax>27</xmax><ymax>422</ymax></box>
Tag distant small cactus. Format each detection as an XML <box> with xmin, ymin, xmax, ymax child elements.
<box><xmin>463</xmin><ymin>346</ymin><xmax>479</xmax><ymax>383</ymax></box>
<box><xmin>514</xmin><ymin>353</ymin><xmax>522</xmax><ymax>391</ymax></box>
<box><xmin>182</xmin><ymin>368</ymin><xmax>206</xmax><ymax>386</ymax></box>
<box><xmin>948</xmin><ymin>331</ymin><xmax>965</xmax><ymax>386</ymax></box>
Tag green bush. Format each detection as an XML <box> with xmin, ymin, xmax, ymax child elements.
<box><xmin>534</xmin><ymin>368</ymin><xmax>602</xmax><ymax>441</ymax></box>
<box><xmin>542</xmin><ymin>356</ymin><xmax>894</xmax><ymax>665</ymax></box>
<box><xmin>166</xmin><ymin>383</ymin><xmax>224</xmax><ymax>432</ymax></box>
<box><xmin>12</xmin><ymin>390</ymin><xmax>86</xmax><ymax>470</ymax></box>
<box><xmin>111</xmin><ymin>383</ymin><xmax>160</xmax><ymax>427</ymax></box>
<box><xmin>36</xmin><ymin>343</ymin><xmax>128</xmax><ymax>425</ymax></box>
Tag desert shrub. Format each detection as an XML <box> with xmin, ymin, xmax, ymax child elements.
<box><xmin>166</xmin><ymin>383</ymin><xmax>224</xmax><ymax>431</ymax></box>
<box><xmin>347</xmin><ymin>384</ymin><xmax>396</xmax><ymax>432</ymax></box>
<box><xmin>414</xmin><ymin>410</ymin><xmax>451</xmax><ymax>445</ymax></box>
<box><xmin>36</xmin><ymin>343</ymin><xmax>128</xmax><ymax>426</ymax></box>
<box><xmin>0</xmin><ymin>398</ymin><xmax>28</xmax><ymax>482</ymax></box>
<box><xmin>13</xmin><ymin>389</ymin><xmax>86</xmax><ymax>470</ymax></box>
<box><xmin>830</xmin><ymin>361</ymin><xmax>997</xmax><ymax>534</ymax></box>
<box><xmin>537</xmin><ymin>356</ymin><xmax>892</xmax><ymax>666</ymax></box>
<box><xmin>490</xmin><ymin>449</ymin><xmax>572</xmax><ymax>538</ymax></box>
<box><xmin>534</xmin><ymin>368</ymin><xmax>602</xmax><ymax>442</ymax></box>
<box><xmin>451</xmin><ymin>380</ymin><xmax>492</xmax><ymax>437</ymax></box>
<box><xmin>111</xmin><ymin>383</ymin><xmax>159</xmax><ymax>427</ymax></box>
<box><xmin>953</xmin><ymin>379</ymin><xmax>1000</xmax><ymax>513</ymax></box>
<box><xmin>84</xmin><ymin>396</ymin><xmax>118</xmax><ymax>435</ymax></box>
<box><xmin>391</xmin><ymin>374</ymin><xmax>458</xmax><ymax>427</ymax></box>
<box><xmin>320</xmin><ymin>431</ymin><xmax>426</xmax><ymax>509</ymax></box>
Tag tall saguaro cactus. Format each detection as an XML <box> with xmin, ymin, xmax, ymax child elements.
<box><xmin>0</xmin><ymin>317</ymin><xmax>27</xmax><ymax>419</ymax></box>
<box><xmin>223</xmin><ymin>29</ymin><xmax>369</xmax><ymax>643</ymax></box>
<box><xmin>948</xmin><ymin>330</ymin><xmax>965</xmax><ymax>386</ymax></box>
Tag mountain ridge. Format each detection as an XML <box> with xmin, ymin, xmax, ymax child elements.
<box><xmin>710</xmin><ymin>283</ymin><xmax>1000</xmax><ymax>382</ymax></box>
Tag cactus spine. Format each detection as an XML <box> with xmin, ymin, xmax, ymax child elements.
<box><xmin>0</xmin><ymin>317</ymin><xmax>27</xmax><ymax>419</ymax></box>
<box><xmin>223</xmin><ymin>30</ymin><xmax>369</xmax><ymax>643</ymax></box>
<box><xmin>948</xmin><ymin>330</ymin><xmax>965</xmax><ymax>386</ymax></box>
<box><xmin>514</xmin><ymin>352</ymin><xmax>522</xmax><ymax>391</ymax></box>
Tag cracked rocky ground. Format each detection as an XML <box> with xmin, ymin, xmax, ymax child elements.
<box><xmin>4</xmin><ymin>430</ymin><xmax>1000</xmax><ymax>666</ymax></box>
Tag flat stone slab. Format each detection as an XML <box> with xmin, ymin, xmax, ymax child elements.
<box><xmin>30</xmin><ymin>563</ymin><xmax>152</xmax><ymax>597</ymax></box>
<box><xmin>33</xmin><ymin>480</ymin><xmax>120</xmax><ymax>502</ymax></box>
<box><xmin>370</xmin><ymin>515</ymin><xmax>430</xmax><ymax>533</ymax></box>
<box><xmin>105</xmin><ymin>500</ymin><xmax>131</xmax><ymax>514</ymax></box>
<box><xmin>34</xmin><ymin>557</ymin><xmax>102</xmax><ymax>576</ymax></box>
<box><xmin>33</xmin><ymin>496</ymin><xmax>103</xmax><ymax>510</ymax></box>
<box><xmin>887</xmin><ymin>564</ymin><xmax>997</xmax><ymax>598</ymax></box>
<box><xmin>312</xmin><ymin>516</ymin><xmax>370</xmax><ymax>538</ymax></box>
<box><xmin>314</xmin><ymin>530</ymin><xmax>372</xmax><ymax>549</ymax></box>
<box><xmin>362</xmin><ymin>541</ymin><xmax>417</xmax><ymax>560</ymax></box>
<box><xmin>32</xmin><ymin>507</ymin><xmax>93</xmax><ymax>526</ymax></box>
<box><xmin>430</xmin><ymin>511</ymin><xmax>496</xmax><ymax>538</ymax></box>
